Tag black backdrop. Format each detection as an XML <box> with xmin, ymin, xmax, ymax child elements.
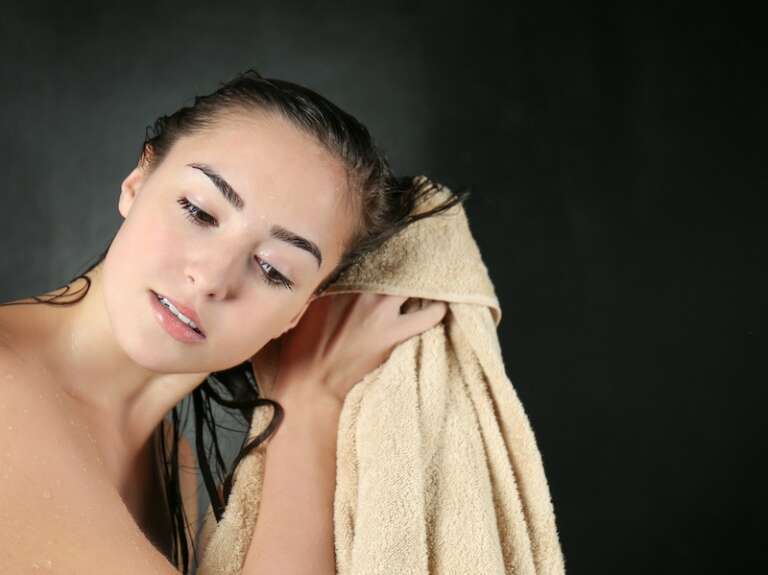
<box><xmin>1</xmin><ymin>1</ymin><xmax>764</xmax><ymax>573</ymax></box>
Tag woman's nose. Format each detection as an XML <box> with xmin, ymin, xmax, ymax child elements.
<box><xmin>184</xmin><ymin>250</ymin><xmax>245</xmax><ymax>300</ymax></box>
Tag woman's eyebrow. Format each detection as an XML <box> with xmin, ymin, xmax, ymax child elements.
<box><xmin>188</xmin><ymin>161</ymin><xmax>244</xmax><ymax>209</ymax></box>
<box><xmin>186</xmin><ymin>161</ymin><xmax>323</xmax><ymax>268</ymax></box>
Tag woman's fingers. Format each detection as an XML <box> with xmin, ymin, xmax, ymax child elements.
<box><xmin>270</xmin><ymin>293</ymin><xmax>449</xmax><ymax>404</ymax></box>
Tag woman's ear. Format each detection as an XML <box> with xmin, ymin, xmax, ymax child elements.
<box><xmin>118</xmin><ymin>165</ymin><xmax>148</xmax><ymax>218</ymax></box>
<box><xmin>118</xmin><ymin>150</ymin><xmax>154</xmax><ymax>218</ymax></box>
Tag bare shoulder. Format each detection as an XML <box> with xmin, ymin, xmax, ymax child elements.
<box><xmin>0</xmin><ymin>341</ymin><xmax>179</xmax><ymax>574</ymax></box>
<box><xmin>0</xmin><ymin>303</ymin><xmax>58</xmax><ymax>400</ymax></box>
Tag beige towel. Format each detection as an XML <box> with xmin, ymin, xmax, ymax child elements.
<box><xmin>197</xmin><ymin>177</ymin><xmax>566</xmax><ymax>575</ymax></box>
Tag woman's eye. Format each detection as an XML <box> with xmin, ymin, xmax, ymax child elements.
<box><xmin>177</xmin><ymin>196</ymin><xmax>293</xmax><ymax>290</ymax></box>
<box><xmin>177</xmin><ymin>197</ymin><xmax>217</xmax><ymax>226</ymax></box>
<box><xmin>256</xmin><ymin>257</ymin><xmax>294</xmax><ymax>291</ymax></box>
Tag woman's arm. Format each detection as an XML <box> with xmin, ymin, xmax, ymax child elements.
<box><xmin>238</xmin><ymin>293</ymin><xmax>445</xmax><ymax>574</ymax></box>
<box><xmin>242</xmin><ymin>389</ymin><xmax>342</xmax><ymax>575</ymax></box>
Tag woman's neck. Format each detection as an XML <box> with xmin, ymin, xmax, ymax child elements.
<box><xmin>2</xmin><ymin>264</ymin><xmax>208</xmax><ymax>466</ymax></box>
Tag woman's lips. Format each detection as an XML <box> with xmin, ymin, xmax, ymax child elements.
<box><xmin>149</xmin><ymin>290</ymin><xmax>206</xmax><ymax>343</ymax></box>
<box><xmin>152</xmin><ymin>290</ymin><xmax>204</xmax><ymax>332</ymax></box>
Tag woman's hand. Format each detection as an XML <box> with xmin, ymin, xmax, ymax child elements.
<box><xmin>260</xmin><ymin>293</ymin><xmax>447</xmax><ymax>407</ymax></box>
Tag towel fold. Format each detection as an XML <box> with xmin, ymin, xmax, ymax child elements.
<box><xmin>197</xmin><ymin>177</ymin><xmax>566</xmax><ymax>575</ymax></box>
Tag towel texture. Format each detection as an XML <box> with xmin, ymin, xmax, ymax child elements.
<box><xmin>197</xmin><ymin>177</ymin><xmax>566</xmax><ymax>575</ymax></box>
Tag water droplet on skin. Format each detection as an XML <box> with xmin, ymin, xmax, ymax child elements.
<box><xmin>45</xmin><ymin>559</ymin><xmax>53</xmax><ymax>569</ymax></box>
<box><xmin>6</xmin><ymin>425</ymin><xmax>13</xmax><ymax>431</ymax></box>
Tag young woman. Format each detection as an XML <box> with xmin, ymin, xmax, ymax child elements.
<box><xmin>0</xmin><ymin>70</ymin><xmax>467</xmax><ymax>574</ymax></box>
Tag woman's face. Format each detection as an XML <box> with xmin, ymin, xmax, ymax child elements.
<box><xmin>102</xmin><ymin>109</ymin><xmax>357</xmax><ymax>373</ymax></box>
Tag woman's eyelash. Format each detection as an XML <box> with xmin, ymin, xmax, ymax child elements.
<box><xmin>256</xmin><ymin>257</ymin><xmax>294</xmax><ymax>290</ymax></box>
<box><xmin>177</xmin><ymin>197</ymin><xmax>217</xmax><ymax>226</ymax></box>
<box><xmin>177</xmin><ymin>196</ymin><xmax>294</xmax><ymax>291</ymax></box>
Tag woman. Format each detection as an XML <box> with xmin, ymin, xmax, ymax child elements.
<box><xmin>0</xmin><ymin>69</ymin><xmax>467</xmax><ymax>574</ymax></box>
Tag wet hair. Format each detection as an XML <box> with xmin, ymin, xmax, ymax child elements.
<box><xmin>2</xmin><ymin>69</ymin><xmax>469</xmax><ymax>572</ymax></box>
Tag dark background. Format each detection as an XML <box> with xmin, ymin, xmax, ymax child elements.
<box><xmin>1</xmin><ymin>1</ymin><xmax>764</xmax><ymax>573</ymax></box>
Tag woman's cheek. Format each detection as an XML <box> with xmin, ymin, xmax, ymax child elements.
<box><xmin>144</xmin><ymin>210</ymin><xmax>192</xmax><ymax>273</ymax></box>
<box><xmin>228</xmin><ymin>305</ymin><xmax>287</xmax><ymax>358</ymax></box>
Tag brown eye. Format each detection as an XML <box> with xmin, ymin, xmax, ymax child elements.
<box><xmin>177</xmin><ymin>197</ymin><xmax>217</xmax><ymax>226</ymax></box>
<box><xmin>255</xmin><ymin>256</ymin><xmax>294</xmax><ymax>290</ymax></box>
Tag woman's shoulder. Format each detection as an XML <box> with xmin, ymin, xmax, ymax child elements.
<box><xmin>0</xmin><ymin>313</ymin><xmax>179</xmax><ymax>574</ymax></box>
<box><xmin>0</xmin><ymin>303</ymin><xmax>63</xmax><ymax>408</ymax></box>
<box><xmin>0</xmin><ymin>307</ymin><xmax>99</xmax><ymax>501</ymax></box>
<box><xmin>0</xmin><ymin>309</ymin><xmax>49</xmax><ymax>404</ymax></box>
<box><xmin>0</xmin><ymin>328</ymin><xmax>78</xmax><ymax>476</ymax></box>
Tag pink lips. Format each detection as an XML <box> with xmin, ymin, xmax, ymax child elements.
<box><xmin>149</xmin><ymin>290</ymin><xmax>206</xmax><ymax>343</ymax></box>
<box><xmin>154</xmin><ymin>291</ymin><xmax>204</xmax><ymax>332</ymax></box>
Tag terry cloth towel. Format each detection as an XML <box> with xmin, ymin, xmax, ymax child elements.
<box><xmin>197</xmin><ymin>177</ymin><xmax>566</xmax><ymax>575</ymax></box>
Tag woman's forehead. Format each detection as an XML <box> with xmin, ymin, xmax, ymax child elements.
<box><xmin>166</xmin><ymin>112</ymin><xmax>339</xmax><ymax>193</ymax></box>
<box><xmin>164</xmin><ymin>111</ymin><xmax>356</xmax><ymax>265</ymax></box>
<box><xmin>182</xmin><ymin>110</ymin><xmax>332</xmax><ymax>167</ymax></box>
